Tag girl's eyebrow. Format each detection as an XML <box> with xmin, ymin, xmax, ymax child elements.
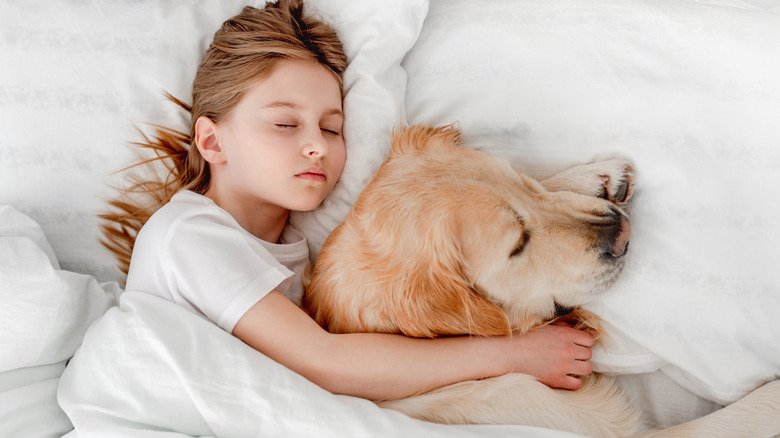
<box><xmin>262</xmin><ymin>101</ymin><xmax>343</xmax><ymax>118</ymax></box>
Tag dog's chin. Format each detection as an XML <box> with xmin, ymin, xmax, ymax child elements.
<box><xmin>550</xmin><ymin>256</ymin><xmax>627</xmax><ymax>315</ymax></box>
<box><xmin>552</xmin><ymin>271</ymin><xmax>622</xmax><ymax>315</ymax></box>
<box><xmin>595</xmin><ymin>260</ymin><xmax>627</xmax><ymax>293</ymax></box>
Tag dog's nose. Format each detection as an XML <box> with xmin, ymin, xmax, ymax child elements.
<box><xmin>597</xmin><ymin>209</ymin><xmax>631</xmax><ymax>259</ymax></box>
<box><xmin>609</xmin><ymin>214</ymin><xmax>631</xmax><ymax>258</ymax></box>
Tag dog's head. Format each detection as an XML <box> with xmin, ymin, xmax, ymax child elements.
<box><xmin>306</xmin><ymin>124</ymin><xmax>630</xmax><ymax>337</ymax></box>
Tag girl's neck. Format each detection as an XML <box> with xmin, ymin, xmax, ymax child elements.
<box><xmin>203</xmin><ymin>188</ymin><xmax>290</xmax><ymax>244</ymax></box>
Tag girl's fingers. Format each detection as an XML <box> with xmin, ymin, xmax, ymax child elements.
<box><xmin>574</xmin><ymin>344</ymin><xmax>593</xmax><ymax>361</ymax></box>
<box><xmin>570</xmin><ymin>358</ymin><xmax>593</xmax><ymax>377</ymax></box>
<box><xmin>573</xmin><ymin>330</ymin><xmax>596</xmax><ymax>347</ymax></box>
<box><xmin>558</xmin><ymin>375</ymin><xmax>584</xmax><ymax>391</ymax></box>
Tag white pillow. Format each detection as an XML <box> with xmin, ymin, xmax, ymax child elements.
<box><xmin>0</xmin><ymin>207</ymin><xmax>115</xmax><ymax>372</ymax></box>
<box><xmin>402</xmin><ymin>0</ymin><xmax>780</xmax><ymax>404</ymax></box>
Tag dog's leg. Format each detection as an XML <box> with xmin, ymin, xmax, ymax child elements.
<box><xmin>639</xmin><ymin>379</ymin><xmax>780</xmax><ymax>438</ymax></box>
<box><xmin>541</xmin><ymin>158</ymin><xmax>634</xmax><ymax>207</ymax></box>
<box><xmin>379</xmin><ymin>373</ymin><xmax>643</xmax><ymax>438</ymax></box>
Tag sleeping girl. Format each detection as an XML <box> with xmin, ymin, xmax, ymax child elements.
<box><xmin>99</xmin><ymin>0</ymin><xmax>595</xmax><ymax>401</ymax></box>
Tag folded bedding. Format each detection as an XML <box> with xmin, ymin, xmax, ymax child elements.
<box><xmin>0</xmin><ymin>206</ymin><xmax>116</xmax><ymax>438</ymax></box>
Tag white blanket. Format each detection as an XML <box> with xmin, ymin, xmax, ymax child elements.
<box><xmin>58</xmin><ymin>291</ymin><xmax>584</xmax><ymax>438</ymax></box>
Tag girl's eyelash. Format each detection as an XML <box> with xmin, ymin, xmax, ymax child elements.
<box><xmin>275</xmin><ymin>123</ymin><xmax>339</xmax><ymax>135</ymax></box>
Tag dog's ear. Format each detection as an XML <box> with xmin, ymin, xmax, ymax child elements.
<box><xmin>393</xmin><ymin>268</ymin><xmax>512</xmax><ymax>339</ymax></box>
<box><xmin>384</xmin><ymin>225</ymin><xmax>512</xmax><ymax>338</ymax></box>
<box><xmin>391</xmin><ymin>124</ymin><xmax>461</xmax><ymax>157</ymax></box>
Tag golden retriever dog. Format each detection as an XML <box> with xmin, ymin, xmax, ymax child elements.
<box><xmin>305</xmin><ymin>124</ymin><xmax>780</xmax><ymax>437</ymax></box>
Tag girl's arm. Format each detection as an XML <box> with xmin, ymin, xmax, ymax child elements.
<box><xmin>233</xmin><ymin>290</ymin><xmax>593</xmax><ymax>400</ymax></box>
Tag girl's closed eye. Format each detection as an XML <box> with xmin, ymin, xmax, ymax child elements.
<box><xmin>321</xmin><ymin>118</ymin><xmax>343</xmax><ymax>136</ymax></box>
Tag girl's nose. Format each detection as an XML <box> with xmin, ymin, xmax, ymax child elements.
<box><xmin>304</xmin><ymin>128</ymin><xmax>328</xmax><ymax>158</ymax></box>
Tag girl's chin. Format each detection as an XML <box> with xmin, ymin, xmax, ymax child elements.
<box><xmin>287</xmin><ymin>196</ymin><xmax>329</xmax><ymax>213</ymax></box>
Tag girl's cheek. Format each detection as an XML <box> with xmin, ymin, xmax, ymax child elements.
<box><xmin>335</xmin><ymin>143</ymin><xmax>347</xmax><ymax>173</ymax></box>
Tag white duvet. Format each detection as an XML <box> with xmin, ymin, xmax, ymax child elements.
<box><xmin>58</xmin><ymin>290</ymin><xmax>583</xmax><ymax>438</ymax></box>
<box><xmin>2</xmin><ymin>0</ymin><xmax>780</xmax><ymax>436</ymax></box>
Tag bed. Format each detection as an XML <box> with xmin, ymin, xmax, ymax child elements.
<box><xmin>1</xmin><ymin>0</ymin><xmax>779</xmax><ymax>437</ymax></box>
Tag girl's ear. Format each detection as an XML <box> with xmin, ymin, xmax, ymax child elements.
<box><xmin>194</xmin><ymin>116</ymin><xmax>226</xmax><ymax>164</ymax></box>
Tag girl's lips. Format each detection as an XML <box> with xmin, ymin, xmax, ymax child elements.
<box><xmin>296</xmin><ymin>167</ymin><xmax>326</xmax><ymax>182</ymax></box>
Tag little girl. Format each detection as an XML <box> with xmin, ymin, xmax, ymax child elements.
<box><xmin>102</xmin><ymin>0</ymin><xmax>594</xmax><ymax>401</ymax></box>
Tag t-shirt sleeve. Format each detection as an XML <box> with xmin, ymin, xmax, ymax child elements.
<box><xmin>163</xmin><ymin>208</ymin><xmax>293</xmax><ymax>333</ymax></box>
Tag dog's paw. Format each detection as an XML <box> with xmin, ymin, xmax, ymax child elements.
<box><xmin>592</xmin><ymin>158</ymin><xmax>634</xmax><ymax>206</ymax></box>
<box><xmin>541</xmin><ymin>158</ymin><xmax>635</xmax><ymax>206</ymax></box>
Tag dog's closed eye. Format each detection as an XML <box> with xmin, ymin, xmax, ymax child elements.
<box><xmin>510</xmin><ymin>230</ymin><xmax>531</xmax><ymax>258</ymax></box>
<box><xmin>506</xmin><ymin>206</ymin><xmax>530</xmax><ymax>258</ymax></box>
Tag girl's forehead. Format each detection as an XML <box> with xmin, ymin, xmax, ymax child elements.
<box><xmin>243</xmin><ymin>60</ymin><xmax>342</xmax><ymax>108</ymax></box>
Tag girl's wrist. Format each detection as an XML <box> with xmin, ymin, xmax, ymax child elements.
<box><xmin>474</xmin><ymin>334</ymin><xmax>516</xmax><ymax>378</ymax></box>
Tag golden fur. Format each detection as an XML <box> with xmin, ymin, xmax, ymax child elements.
<box><xmin>305</xmin><ymin>124</ymin><xmax>780</xmax><ymax>437</ymax></box>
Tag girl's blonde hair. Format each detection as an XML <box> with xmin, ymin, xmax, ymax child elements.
<box><xmin>100</xmin><ymin>0</ymin><xmax>347</xmax><ymax>275</ymax></box>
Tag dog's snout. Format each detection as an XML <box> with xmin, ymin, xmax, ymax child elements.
<box><xmin>595</xmin><ymin>209</ymin><xmax>631</xmax><ymax>259</ymax></box>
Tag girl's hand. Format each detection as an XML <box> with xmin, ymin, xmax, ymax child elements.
<box><xmin>508</xmin><ymin>324</ymin><xmax>595</xmax><ymax>390</ymax></box>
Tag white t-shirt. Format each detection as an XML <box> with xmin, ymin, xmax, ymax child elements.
<box><xmin>125</xmin><ymin>190</ymin><xmax>310</xmax><ymax>333</ymax></box>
